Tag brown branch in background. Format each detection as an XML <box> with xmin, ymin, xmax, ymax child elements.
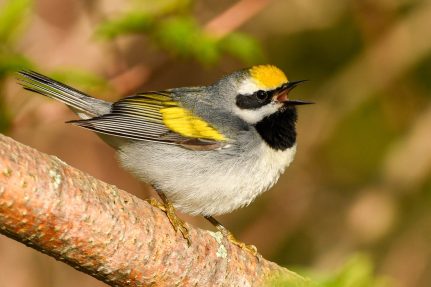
<box><xmin>204</xmin><ymin>0</ymin><xmax>271</xmax><ymax>39</ymax></box>
<box><xmin>0</xmin><ymin>134</ymin><xmax>308</xmax><ymax>287</ymax></box>
<box><xmin>109</xmin><ymin>64</ymin><xmax>152</xmax><ymax>97</ymax></box>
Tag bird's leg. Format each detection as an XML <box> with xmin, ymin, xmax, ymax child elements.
<box><xmin>146</xmin><ymin>192</ymin><xmax>190</xmax><ymax>245</ymax></box>
<box><xmin>159</xmin><ymin>193</ymin><xmax>190</xmax><ymax>244</ymax></box>
<box><xmin>205</xmin><ymin>216</ymin><xmax>259</xmax><ymax>257</ymax></box>
<box><xmin>145</xmin><ymin>197</ymin><xmax>166</xmax><ymax>211</ymax></box>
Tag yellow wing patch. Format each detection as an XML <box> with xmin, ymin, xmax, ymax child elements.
<box><xmin>249</xmin><ymin>65</ymin><xmax>288</xmax><ymax>89</ymax></box>
<box><xmin>71</xmin><ymin>92</ymin><xmax>226</xmax><ymax>145</ymax></box>
<box><xmin>160</xmin><ymin>107</ymin><xmax>226</xmax><ymax>141</ymax></box>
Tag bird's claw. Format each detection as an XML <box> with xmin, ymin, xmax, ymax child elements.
<box><xmin>146</xmin><ymin>196</ymin><xmax>191</xmax><ymax>245</ymax></box>
<box><xmin>166</xmin><ymin>207</ymin><xmax>191</xmax><ymax>245</ymax></box>
<box><xmin>225</xmin><ymin>231</ymin><xmax>260</xmax><ymax>258</ymax></box>
<box><xmin>205</xmin><ymin>216</ymin><xmax>261</xmax><ymax>258</ymax></box>
<box><xmin>145</xmin><ymin>198</ymin><xmax>166</xmax><ymax>211</ymax></box>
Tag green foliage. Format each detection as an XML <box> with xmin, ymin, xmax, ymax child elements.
<box><xmin>0</xmin><ymin>0</ymin><xmax>34</xmax><ymax>133</ymax></box>
<box><xmin>96</xmin><ymin>12</ymin><xmax>154</xmax><ymax>39</ymax></box>
<box><xmin>220</xmin><ymin>32</ymin><xmax>264</xmax><ymax>64</ymax></box>
<box><xmin>265</xmin><ymin>271</ymin><xmax>313</xmax><ymax>287</ymax></box>
<box><xmin>132</xmin><ymin>0</ymin><xmax>192</xmax><ymax>15</ymax></box>
<box><xmin>95</xmin><ymin>1</ymin><xmax>263</xmax><ymax>65</ymax></box>
<box><xmin>311</xmin><ymin>254</ymin><xmax>390</xmax><ymax>287</ymax></box>
<box><xmin>0</xmin><ymin>52</ymin><xmax>33</xmax><ymax>78</ymax></box>
<box><xmin>48</xmin><ymin>69</ymin><xmax>111</xmax><ymax>98</ymax></box>
<box><xmin>267</xmin><ymin>255</ymin><xmax>390</xmax><ymax>287</ymax></box>
<box><xmin>49</xmin><ymin>69</ymin><xmax>109</xmax><ymax>90</ymax></box>
<box><xmin>0</xmin><ymin>0</ymin><xmax>34</xmax><ymax>76</ymax></box>
<box><xmin>155</xmin><ymin>17</ymin><xmax>219</xmax><ymax>64</ymax></box>
<box><xmin>0</xmin><ymin>92</ymin><xmax>11</xmax><ymax>133</ymax></box>
<box><xmin>412</xmin><ymin>54</ymin><xmax>431</xmax><ymax>94</ymax></box>
<box><xmin>0</xmin><ymin>0</ymin><xmax>31</xmax><ymax>43</ymax></box>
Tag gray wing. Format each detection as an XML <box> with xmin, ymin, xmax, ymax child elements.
<box><xmin>69</xmin><ymin>92</ymin><xmax>228</xmax><ymax>150</ymax></box>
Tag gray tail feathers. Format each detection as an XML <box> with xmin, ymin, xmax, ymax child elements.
<box><xmin>18</xmin><ymin>70</ymin><xmax>111</xmax><ymax>117</ymax></box>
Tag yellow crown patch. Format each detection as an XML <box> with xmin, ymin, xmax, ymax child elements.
<box><xmin>249</xmin><ymin>65</ymin><xmax>288</xmax><ymax>89</ymax></box>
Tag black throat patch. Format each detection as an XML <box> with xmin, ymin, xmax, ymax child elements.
<box><xmin>254</xmin><ymin>106</ymin><xmax>297</xmax><ymax>151</ymax></box>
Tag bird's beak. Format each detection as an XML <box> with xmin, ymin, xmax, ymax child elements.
<box><xmin>274</xmin><ymin>80</ymin><xmax>314</xmax><ymax>106</ymax></box>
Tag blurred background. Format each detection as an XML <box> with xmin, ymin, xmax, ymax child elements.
<box><xmin>1</xmin><ymin>0</ymin><xmax>431</xmax><ymax>286</ymax></box>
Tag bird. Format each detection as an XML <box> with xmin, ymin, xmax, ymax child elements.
<box><xmin>18</xmin><ymin>65</ymin><xmax>311</xmax><ymax>255</ymax></box>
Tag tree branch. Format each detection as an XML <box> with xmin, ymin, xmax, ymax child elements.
<box><xmin>203</xmin><ymin>0</ymin><xmax>271</xmax><ymax>39</ymax></box>
<box><xmin>0</xmin><ymin>134</ymin><xmax>309</xmax><ymax>286</ymax></box>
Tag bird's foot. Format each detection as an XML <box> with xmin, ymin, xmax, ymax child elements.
<box><xmin>225</xmin><ymin>231</ymin><xmax>258</xmax><ymax>257</ymax></box>
<box><xmin>205</xmin><ymin>216</ymin><xmax>260</xmax><ymax>258</ymax></box>
<box><xmin>146</xmin><ymin>196</ymin><xmax>191</xmax><ymax>245</ymax></box>
<box><xmin>145</xmin><ymin>198</ymin><xmax>166</xmax><ymax>211</ymax></box>
<box><xmin>165</xmin><ymin>204</ymin><xmax>190</xmax><ymax>245</ymax></box>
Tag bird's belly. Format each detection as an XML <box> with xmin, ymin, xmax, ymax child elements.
<box><xmin>117</xmin><ymin>142</ymin><xmax>296</xmax><ymax>216</ymax></box>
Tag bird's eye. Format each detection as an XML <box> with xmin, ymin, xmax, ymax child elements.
<box><xmin>256</xmin><ymin>90</ymin><xmax>268</xmax><ymax>101</ymax></box>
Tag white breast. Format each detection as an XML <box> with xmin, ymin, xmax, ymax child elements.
<box><xmin>118</xmin><ymin>142</ymin><xmax>296</xmax><ymax>216</ymax></box>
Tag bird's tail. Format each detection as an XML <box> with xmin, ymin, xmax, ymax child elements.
<box><xmin>18</xmin><ymin>70</ymin><xmax>111</xmax><ymax>117</ymax></box>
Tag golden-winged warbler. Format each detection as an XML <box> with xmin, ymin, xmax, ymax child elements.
<box><xmin>18</xmin><ymin>65</ymin><xmax>311</xmax><ymax>255</ymax></box>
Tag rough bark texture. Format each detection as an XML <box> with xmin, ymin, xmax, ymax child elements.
<box><xmin>0</xmin><ymin>134</ymin><xmax>309</xmax><ymax>286</ymax></box>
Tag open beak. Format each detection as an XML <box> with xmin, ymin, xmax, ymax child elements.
<box><xmin>274</xmin><ymin>80</ymin><xmax>314</xmax><ymax>106</ymax></box>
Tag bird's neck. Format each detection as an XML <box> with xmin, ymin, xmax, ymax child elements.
<box><xmin>254</xmin><ymin>106</ymin><xmax>297</xmax><ymax>151</ymax></box>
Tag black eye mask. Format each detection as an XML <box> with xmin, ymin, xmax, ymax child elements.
<box><xmin>235</xmin><ymin>90</ymin><xmax>274</xmax><ymax>110</ymax></box>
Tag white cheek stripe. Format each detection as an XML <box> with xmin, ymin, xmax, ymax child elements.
<box><xmin>233</xmin><ymin>102</ymin><xmax>281</xmax><ymax>124</ymax></box>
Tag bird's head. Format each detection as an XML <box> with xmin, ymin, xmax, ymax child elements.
<box><xmin>215</xmin><ymin>65</ymin><xmax>311</xmax><ymax>124</ymax></box>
